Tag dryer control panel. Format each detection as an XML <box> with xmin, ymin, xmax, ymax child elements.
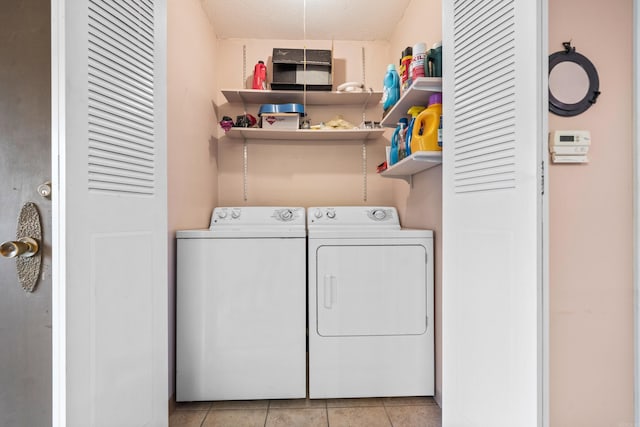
<box><xmin>307</xmin><ymin>206</ymin><xmax>400</xmax><ymax>228</ymax></box>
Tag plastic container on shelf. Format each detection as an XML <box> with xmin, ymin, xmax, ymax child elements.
<box><xmin>382</xmin><ymin>64</ymin><xmax>401</xmax><ymax>112</ymax></box>
<box><xmin>406</xmin><ymin>106</ymin><xmax>426</xmax><ymax>157</ymax></box>
<box><xmin>390</xmin><ymin>118</ymin><xmax>408</xmax><ymax>166</ymax></box>
<box><xmin>397</xmin><ymin>121</ymin><xmax>407</xmax><ymax>162</ymax></box>
<box><xmin>410</xmin><ymin>93</ymin><xmax>443</xmax><ymax>153</ymax></box>
<box><xmin>399</xmin><ymin>47</ymin><xmax>413</xmax><ymax>93</ymax></box>
<box><xmin>426</xmin><ymin>42</ymin><xmax>442</xmax><ymax>78</ymax></box>
<box><xmin>252</xmin><ymin>60</ymin><xmax>267</xmax><ymax>90</ymax></box>
<box><xmin>410</xmin><ymin>42</ymin><xmax>427</xmax><ymax>81</ymax></box>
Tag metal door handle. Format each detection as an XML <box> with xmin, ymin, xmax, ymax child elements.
<box><xmin>3</xmin><ymin>202</ymin><xmax>42</xmax><ymax>292</ymax></box>
<box><xmin>1</xmin><ymin>237</ymin><xmax>39</xmax><ymax>258</ymax></box>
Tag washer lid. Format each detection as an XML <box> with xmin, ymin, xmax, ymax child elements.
<box><xmin>177</xmin><ymin>228</ymin><xmax>306</xmax><ymax>238</ymax></box>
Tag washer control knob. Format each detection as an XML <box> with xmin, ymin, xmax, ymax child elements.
<box><xmin>314</xmin><ymin>209</ymin><xmax>323</xmax><ymax>219</ymax></box>
<box><xmin>372</xmin><ymin>209</ymin><xmax>386</xmax><ymax>220</ymax></box>
<box><xmin>217</xmin><ymin>210</ymin><xmax>227</xmax><ymax>219</ymax></box>
<box><xmin>279</xmin><ymin>209</ymin><xmax>294</xmax><ymax>221</ymax></box>
<box><xmin>326</xmin><ymin>210</ymin><xmax>336</xmax><ymax>219</ymax></box>
<box><xmin>231</xmin><ymin>209</ymin><xmax>241</xmax><ymax>219</ymax></box>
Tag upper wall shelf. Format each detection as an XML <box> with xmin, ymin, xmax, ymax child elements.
<box><xmin>221</xmin><ymin>89</ymin><xmax>383</xmax><ymax>108</ymax></box>
<box><xmin>380</xmin><ymin>77</ymin><xmax>443</xmax><ymax>127</ymax></box>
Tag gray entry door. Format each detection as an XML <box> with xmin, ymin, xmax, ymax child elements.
<box><xmin>0</xmin><ymin>1</ymin><xmax>52</xmax><ymax>426</ymax></box>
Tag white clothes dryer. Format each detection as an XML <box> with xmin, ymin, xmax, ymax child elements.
<box><xmin>307</xmin><ymin>206</ymin><xmax>434</xmax><ymax>399</ymax></box>
<box><xmin>176</xmin><ymin>207</ymin><xmax>306</xmax><ymax>401</ymax></box>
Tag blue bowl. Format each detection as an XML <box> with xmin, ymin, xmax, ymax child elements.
<box><xmin>258</xmin><ymin>103</ymin><xmax>305</xmax><ymax>116</ymax></box>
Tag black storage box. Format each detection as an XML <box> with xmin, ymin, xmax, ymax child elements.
<box><xmin>271</xmin><ymin>48</ymin><xmax>333</xmax><ymax>91</ymax></box>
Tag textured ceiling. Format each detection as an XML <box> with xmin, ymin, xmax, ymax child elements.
<box><xmin>201</xmin><ymin>0</ymin><xmax>412</xmax><ymax>41</ymax></box>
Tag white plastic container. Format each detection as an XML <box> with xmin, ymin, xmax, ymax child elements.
<box><xmin>410</xmin><ymin>42</ymin><xmax>427</xmax><ymax>80</ymax></box>
<box><xmin>261</xmin><ymin>113</ymin><xmax>299</xmax><ymax>130</ymax></box>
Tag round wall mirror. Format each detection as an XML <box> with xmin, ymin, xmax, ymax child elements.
<box><xmin>548</xmin><ymin>43</ymin><xmax>600</xmax><ymax>116</ymax></box>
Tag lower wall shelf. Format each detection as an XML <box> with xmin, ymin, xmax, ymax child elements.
<box><xmin>379</xmin><ymin>151</ymin><xmax>442</xmax><ymax>182</ymax></box>
<box><xmin>224</xmin><ymin>127</ymin><xmax>385</xmax><ymax>141</ymax></box>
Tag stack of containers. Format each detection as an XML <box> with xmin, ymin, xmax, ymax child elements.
<box><xmin>384</xmin><ymin>42</ymin><xmax>444</xmax><ymax>167</ymax></box>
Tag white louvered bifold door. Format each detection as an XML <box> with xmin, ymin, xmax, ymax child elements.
<box><xmin>52</xmin><ymin>0</ymin><xmax>168</xmax><ymax>425</ymax></box>
<box><xmin>442</xmin><ymin>0</ymin><xmax>546</xmax><ymax>425</ymax></box>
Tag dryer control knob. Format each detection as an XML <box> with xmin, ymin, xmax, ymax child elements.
<box><xmin>217</xmin><ymin>210</ymin><xmax>227</xmax><ymax>219</ymax></box>
<box><xmin>314</xmin><ymin>209</ymin><xmax>323</xmax><ymax>219</ymax></box>
<box><xmin>231</xmin><ymin>209</ymin><xmax>241</xmax><ymax>219</ymax></box>
<box><xmin>372</xmin><ymin>209</ymin><xmax>386</xmax><ymax>220</ymax></box>
<box><xmin>279</xmin><ymin>209</ymin><xmax>294</xmax><ymax>221</ymax></box>
<box><xmin>326</xmin><ymin>210</ymin><xmax>336</xmax><ymax>219</ymax></box>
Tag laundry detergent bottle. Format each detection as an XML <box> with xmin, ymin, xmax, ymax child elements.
<box><xmin>397</xmin><ymin>121</ymin><xmax>408</xmax><ymax>161</ymax></box>
<box><xmin>389</xmin><ymin>118</ymin><xmax>408</xmax><ymax>165</ymax></box>
<box><xmin>382</xmin><ymin>64</ymin><xmax>401</xmax><ymax>112</ymax></box>
<box><xmin>410</xmin><ymin>93</ymin><xmax>443</xmax><ymax>153</ymax></box>
<box><xmin>405</xmin><ymin>106</ymin><xmax>426</xmax><ymax>157</ymax></box>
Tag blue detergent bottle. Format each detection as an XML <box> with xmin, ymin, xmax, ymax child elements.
<box><xmin>382</xmin><ymin>64</ymin><xmax>400</xmax><ymax>112</ymax></box>
<box><xmin>389</xmin><ymin>118</ymin><xmax>408</xmax><ymax>165</ymax></box>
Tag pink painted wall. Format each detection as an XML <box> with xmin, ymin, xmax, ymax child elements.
<box><xmin>388</xmin><ymin>0</ymin><xmax>444</xmax><ymax>405</ymax></box>
<box><xmin>215</xmin><ymin>39</ymin><xmax>395</xmax><ymax>207</ymax></box>
<box><xmin>167</xmin><ymin>0</ymin><xmax>220</xmax><ymax>396</ymax></box>
<box><xmin>548</xmin><ymin>0</ymin><xmax>634</xmax><ymax>425</ymax></box>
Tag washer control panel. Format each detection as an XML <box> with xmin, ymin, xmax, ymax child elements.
<box><xmin>308</xmin><ymin>206</ymin><xmax>400</xmax><ymax>228</ymax></box>
<box><xmin>210</xmin><ymin>207</ymin><xmax>304</xmax><ymax>227</ymax></box>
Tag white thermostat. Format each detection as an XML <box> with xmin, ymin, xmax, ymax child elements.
<box><xmin>549</xmin><ymin>130</ymin><xmax>591</xmax><ymax>163</ymax></box>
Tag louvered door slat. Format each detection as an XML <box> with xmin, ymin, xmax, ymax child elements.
<box><xmin>453</xmin><ymin>0</ymin><xmax>516</xmax><ymax>193</ymax></box>
<box><xmin>90</xmin><ymin>1</ymin><xmax>154</xmax><ymax>52</ymax></box>
<box><xmin>88</xmin><ymin>74</ymin><xmax>154</xmax><ymax>111</ymax></box>
<box><xmin>88</xmin><ymin>0</ymin><xmax>155</xmax><ymax>195</ymax></box>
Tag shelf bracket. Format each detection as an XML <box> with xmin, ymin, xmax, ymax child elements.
<box><xmin>394</xmin><ymin>175</ymin><xmax>413</xmax><ymax>185</ymax></box>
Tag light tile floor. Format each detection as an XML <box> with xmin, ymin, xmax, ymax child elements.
<box><xmin>170</xmin><ymin>396</ymin><xmax>441</xmax><ymax>427</ymax></box>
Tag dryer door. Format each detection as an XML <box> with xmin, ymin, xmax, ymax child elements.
<box><xmin>316</xmin><ymin>244</ymin><xmax>427</xmax><ymax>336</ymax></box>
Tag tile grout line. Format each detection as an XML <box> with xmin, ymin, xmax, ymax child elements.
<box><xmin>263</xmin><ymin>400</ymin><xmax>271</xmax><ymax>427</ymax></box>
<box><xmin>199</xmin><ymin>403</ymin><xmax>213</xmax><ymax>427</ymax></box>
<box><xmin>382</xmin><ymin>403</ymin><xmax>394</xmax><ymax>427</ymax></box>
<box><xmin>325</xmin><ymin>400</ymin><xmax>330</xmax><ymax>427</ymax></box>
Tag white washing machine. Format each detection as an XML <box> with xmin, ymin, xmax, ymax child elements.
<box><xmin>176</xmin><ymin>207</ymin><xmax>306</xmax><ymax>401</ymax></box>
<box><xmin>307</xmin><ymin>206</ymin><xmax>434</xmax><ymax>399</ymax></box>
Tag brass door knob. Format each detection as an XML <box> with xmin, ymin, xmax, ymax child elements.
<box><xmin>0</xmin><ymin>237</ymin><xmax>39</xmax><ymax>258</ymax></box>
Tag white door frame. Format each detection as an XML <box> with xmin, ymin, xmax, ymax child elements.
<box><xmin>51</xmin><ymin>0</ymin><xmax>65</xmax><ymax>423</ymax></box>
<box><xmin>635</xmin><ymin>0</ymin><xmax>640</xmax><ymax>424</ymax></box>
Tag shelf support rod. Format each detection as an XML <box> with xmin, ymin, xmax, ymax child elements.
<box><xmin>242</xmin><ymin>44</ymin><xmax>247</xmax><ymax>89</ymax></box>
<box><xmin>243</xmin><ymin>139</ymin><xmax>248</xmax><ymax>202</ymax></box>
<box><xmin>362</xmin><ymin>141</ymin><xmax>368</xmax><ymax>202</ymax></box>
